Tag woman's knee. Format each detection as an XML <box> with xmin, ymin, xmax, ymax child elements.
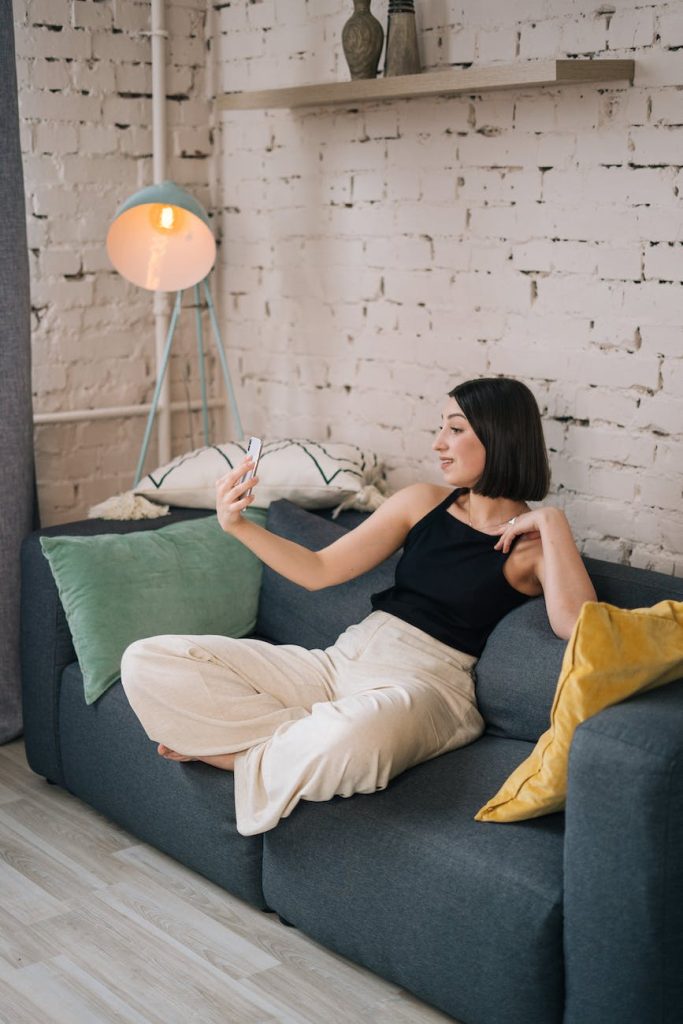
<box><xmin>121</xmin><ymin>637</ymin><xmax>148</xmax><ymax>682</ymax></box>
<box><xmin>120</xmin><ymin>635</ymin><xmax>175</xmax><ymax>696</ymax></box>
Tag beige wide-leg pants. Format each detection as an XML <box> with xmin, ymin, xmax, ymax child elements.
<box><xmin>120</xmin><ymin>610</ymin><xmax>484</xmax><ymax>836</ymax></box>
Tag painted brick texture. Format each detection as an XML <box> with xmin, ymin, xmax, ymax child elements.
<box><xmin>215</xmin><ymin>0</ymin><xmax>683</xmax><ymax>575</ymax></box>
<box><xmin>14</xmin><ymin>0</ymin><xmax>225</xmax><ymax>523</ymax></box>
<box><xmin>15</xmin><ymin>0</ymin><xmax>683</xmax><ymax>576</ymax></box>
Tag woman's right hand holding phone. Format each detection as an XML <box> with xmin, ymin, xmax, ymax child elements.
<box><xmin>216</xmin><ymin>458</ymin><xmax>259</xmax><ymax>533</ymax></box>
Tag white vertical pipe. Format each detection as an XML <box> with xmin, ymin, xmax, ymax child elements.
<box><xmin>205</xmin><ymin>0</ymin><xmax>230</xmax><ymax>441</ymax></box>
<box><xmin>151</xmin><ymin>0</ymin><xmax>172</xmax><ymax>466</ymax></box>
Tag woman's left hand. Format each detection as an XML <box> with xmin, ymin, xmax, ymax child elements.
<box><xmin>493</xmin><ymin>508</ymin><xmax>556</xmax><ymax>553</ymax></box>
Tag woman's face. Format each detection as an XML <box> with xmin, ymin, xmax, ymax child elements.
<box><xmin>432</xmin><ymin>396</ymin><xmax>486</xmax><ymax>488</ymax></box>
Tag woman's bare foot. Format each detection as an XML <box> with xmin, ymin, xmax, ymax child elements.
<box><xmin>157</xmin><ymin>744</ymin><xmax>197</xmax><ymax>762</ymax></box>
<box><xmin>157</xmin><ymin>744</ymin><xmax>240</xmax><ymax>772</ymax></box>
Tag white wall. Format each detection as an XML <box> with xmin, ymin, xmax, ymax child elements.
<box><xmin>14</xmin><ymin>0</ymin><xmax>683</xmax><ymax>575</ymax></box>
<box><xmin>215</xmin><ymin>0</ymin><xmax>683</xmax><ymax>574</ymax></box>
<box><xmin>13</xmin><ymin>0</ymin><xmax>223</xmax><ymax>522</ymax></box>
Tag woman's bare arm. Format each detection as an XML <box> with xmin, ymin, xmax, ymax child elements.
<box><xmin>495</xmin><ymin>507</ymin><xmax>597</xmax><ymax>639</ymax></box>
<box><xmin>217</xmin><ymin>459</ymin><xmax>442</xmax><ymax>591</ymax></box>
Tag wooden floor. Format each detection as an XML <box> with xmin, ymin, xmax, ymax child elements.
<box><xmin>0</xmin><ymin>739</ymin><xmax>460</xmax><ymax>1024</ymax></box>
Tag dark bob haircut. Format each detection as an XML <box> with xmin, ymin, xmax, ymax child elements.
<box><xmin>448</xmin><ymin>377</ymin><xmax>550</xmax><ymax>501</ymax></box>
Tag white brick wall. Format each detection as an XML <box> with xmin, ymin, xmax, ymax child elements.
<box><xmin>14</xmin><ymin>0</ymin><xmax>226</xmax><ymax>524</ymax></box>
<box><xmin>15</xmin><ymin>0</ymin><xmax>683</xmax><ymax>576</ymax></box>
<box><xmin>215</xmin><ymin>0</ymin><xmax>683</xmax><ymax>575</ymax></box>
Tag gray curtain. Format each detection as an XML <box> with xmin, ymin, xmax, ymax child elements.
<box><xmin>1</xmin><ymin>0</ymin><xmax>35</xmax><ymax>743</ymax></box>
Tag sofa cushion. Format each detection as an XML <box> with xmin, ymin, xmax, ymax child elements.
<box><xmin>583</xmin><ymin>555</ymin><xmax>683</xmax><ymax>610</ymax></box>
<box><xmin>135</xmin><ymin>437</ymin><xmax>387</xmax><ymax>514</ymax></box>
<box><xmin>476</xmin><ymin>599</ymin><xmax>683</xmax><ymax>822</ymax></box>
<box><xmin>262</xmin><ymin>734</ymin><xmax>565</xmax><ymax>1024</ymax></box>
<box><xmin>256</xmin><ymin>500</ymin><xmax>400</xmax><ymax>648</ymax></box>
<box><xmin>39</xmin><ymin>510</ymin><xmax>267</xmax><ymax>705</ymax></box>
<box><xmin>20</xmin><ymin>507</ymin><xmax>215</xmax><ymax>787</ymax></box>
<box><xmin>476</xmin><ymin>558</ymin><xmax>683</xmax><ymax>742</ymax></box>
<box><xmin>475</xmin><ymin>599</ymin><xmax>566</xmax><ymax>742</ymax></box>
<box><xmin>58</xmin><ymin>662</ymin><xmax>267</xmax><ymax>909</ymax></box>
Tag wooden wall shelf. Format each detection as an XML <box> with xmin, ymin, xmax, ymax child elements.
<box><xmin>218</xmin><ymin>59</ymin><xmax>634</xmax><ymax>112</ymax></box>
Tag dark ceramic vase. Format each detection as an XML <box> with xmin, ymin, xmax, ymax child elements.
<box><xmin>342</xmin><ymin>0</ymin><xmax>384</xmax><ymax>80</ymax></box>
<box><xmin>384</xmin><ymin>0</ymin><xmax>421</xmax><ymax>77</ymax></box>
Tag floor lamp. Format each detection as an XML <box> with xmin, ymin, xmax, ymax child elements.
<box><xmin>106</xmin><ymin>180</ymin><xmax>244</xmax><ymax>487</ymax></box>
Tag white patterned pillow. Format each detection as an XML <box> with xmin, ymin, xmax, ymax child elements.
<box><xmin>134</xmin><ymin>439</ymin><xmax>389</xmax><ymax>516</ymax></box>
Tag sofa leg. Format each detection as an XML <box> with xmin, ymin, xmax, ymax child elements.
<box><xmin>277</xmin><ymin>914</ymin><xmax>296</xmax><ymax>928</ymax></box>
<box><xmin>46</xmin><ymin>778</ymin><xmax>57</xmax><ymax>786</ymax></box>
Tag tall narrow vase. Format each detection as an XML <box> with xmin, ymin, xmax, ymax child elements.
<box><xmin>384</xmin><ymin>0</ymin><xmax>421</xmax><ymax>77</ymax></box>
<box><xmin>342</xmin><ymin>0</ymin><xmax>384</xmax><ymax>80</ymax></box>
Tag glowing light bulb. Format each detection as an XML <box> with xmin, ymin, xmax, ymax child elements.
<box><xmin>149</xmin><ymin>203</ymin><xmax>185</xmax><ymax>234</ymax></box>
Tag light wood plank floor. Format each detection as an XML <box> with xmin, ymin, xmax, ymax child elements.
<box><xmin>0</xmin><ymin>739</ymin><xmax>461</xmax><ymax>1024</ymax></box>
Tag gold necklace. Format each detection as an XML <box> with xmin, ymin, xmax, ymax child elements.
<box><xmin>467</xmin><ymin>495</ymin><xmax>525</xmax><ymax>531</ymax></box>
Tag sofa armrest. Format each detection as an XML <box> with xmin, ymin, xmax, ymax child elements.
<box><xmin>563</xmin><ymin>679</ymin><xmax>683</xmax><ymax>1024</ymax></box>
<box><xmin>20</xmin><ymin>509</ymin><xmax>212</xmax><ymax>786</ymax></box>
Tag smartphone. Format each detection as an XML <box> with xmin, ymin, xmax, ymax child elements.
<box><xmin>239</xmin><ymin>436</ymin><xmax>262</xmax><ymax>495</ymax></box>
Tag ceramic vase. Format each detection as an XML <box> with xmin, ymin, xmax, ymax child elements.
<box><xmin>384</xmin><ymin>0</ymin><xmax>421</xmax><ymax>77</ymax></box>
<box><xmin>342</xmin><ymin>0</ymin><xmax>384</xmax><ymax>80</ymax></box>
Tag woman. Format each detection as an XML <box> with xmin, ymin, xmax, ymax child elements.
<box><xmin>121</xmin><ymin>377</ymin><xmax>596</xmax><ymax>836</ymax></box>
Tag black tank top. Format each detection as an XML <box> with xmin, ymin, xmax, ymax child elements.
<box><xmin>370</xmin><ymin>488</ymin><xmax>533</xmax><ymax>657</ymax></box>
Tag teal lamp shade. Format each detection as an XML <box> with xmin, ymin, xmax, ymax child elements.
<box><xmin>106</xmin><ymin>181</ymin><xmax>216</xmax><ymax>292</ymax></box>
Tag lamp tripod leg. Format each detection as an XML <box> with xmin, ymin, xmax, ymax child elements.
<box><xmin>203</xmin><ymin>279</ymin><xmax>244</xmax><ymax>440</ymax></box>
<box><xmin>194</xmin><ymin>284</ymin><xmax>210</xmax><ymax>446</ymax></box>
<box><xmin>133</xmin><ymin>290</ymin><xmax>183</xmax><ymax>488</ymax></box>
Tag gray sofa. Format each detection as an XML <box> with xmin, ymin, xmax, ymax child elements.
<box><xmin>20</xmin><ymin>499</ymin><xmax>683</xmax><ymax>1024</ymax></box>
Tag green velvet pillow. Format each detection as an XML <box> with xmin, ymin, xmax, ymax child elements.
<box><xmin>40</xmin><ymin>510</ymin><xmax>267</xmax><ymax>705</ymax></box>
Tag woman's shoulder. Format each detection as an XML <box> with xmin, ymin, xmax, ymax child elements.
<box><xmin>392</xmin><ymin>482</ymin><xmax>455</xmax><ymax>530</ymax></box>
<box><xmin>395</xmin><ymin>481</ymin><xmax>453</xmax><ymax>503</ymax></box>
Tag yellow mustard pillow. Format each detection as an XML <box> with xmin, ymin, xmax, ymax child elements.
<box><xmin>475</xmin><ymin>599</ymin><xmax>683</xmax><ymax>823</ymax></box>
